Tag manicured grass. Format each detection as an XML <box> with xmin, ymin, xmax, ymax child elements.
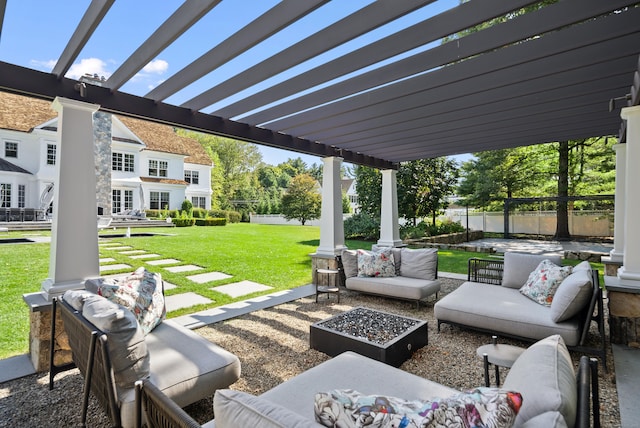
<box><xmin>0</xmin><ymin>225</ymin><xmax>605</xmax><ymax>359</ymax></box>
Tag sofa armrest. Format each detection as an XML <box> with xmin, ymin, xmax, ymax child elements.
<box><xmin>467</xmin><ymin>258</ymin><xmax>504</xmax><ymax>285</ymax></box>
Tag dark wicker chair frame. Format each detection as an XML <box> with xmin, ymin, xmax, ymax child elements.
<box><xmin>134</xmin><ymin>379</ymin><xmax>203</xmax><ymax>428</ymax></box>
<box><xmin>438</xmin><ymin>257</ymin><xmax>607</xmax><ymax>371</ymax></box>
<box><xmin>50</xmin><ymin>297</ymin><xmax>122</xmax><ymax>427</ymax></box>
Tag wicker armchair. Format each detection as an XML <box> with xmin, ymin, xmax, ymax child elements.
<box><xmin>134</xmin><ymin>380</ymin><xmax>206</xmax><ymax>428</ymax></box>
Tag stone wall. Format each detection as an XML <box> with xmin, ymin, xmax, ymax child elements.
<box><xmin>94</xmin><ymin>112</ymin><xmax>112</xmax><ymax>215</ymax></box>
<box><xmin>609</xmin><ymin>291</ymin><xmax>640</xmax><ymax>347</ymax></box>
<box><xmin>28</xmin><ymin>304</ymin><xmax>72</xmax><ymax>372</ymax></box>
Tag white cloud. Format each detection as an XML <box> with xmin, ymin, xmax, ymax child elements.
<box><xmin>143</xmin><ymin>59</ymin><xmax>168</xmax><ymax>74</ymax></box>
<box><xmin>30</xmin><ymin>59</ymin><xmax>57</xmax><ymax>71</ymax></box>
<box><xmin>66</xmin><ymin>58</ymin><xmax>112</xmax><ymax>80</ymax></box>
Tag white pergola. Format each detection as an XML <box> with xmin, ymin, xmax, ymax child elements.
<box><xmin>0</xmin><ymin>1</ymin><xmax>638</xmax><ymax>299</ymax></box>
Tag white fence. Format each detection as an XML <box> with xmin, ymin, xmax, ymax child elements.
<box><xmin>442</xmin><ymin>210</ymin><xmax>613</xmax><ymax>237</ymax></box>
<box><xmin>250</xmin><ymin>214</ymin><xmax>353</xmax><ymax>226</ymax></box>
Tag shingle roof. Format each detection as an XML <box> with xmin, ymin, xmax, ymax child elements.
<box><xmin>0</xmin><ymin>92</ymin><xmax>212</xmax><ymax>165</ymax></box>
<box><xmin>140</xmin><ymin>177</ymin><xmax>188</xmax><ymax>185</ymax></box>
<box><xmin>0</xmin><ymin>157</ymin><xmax>32</xmax><ymax>174</ymax></box>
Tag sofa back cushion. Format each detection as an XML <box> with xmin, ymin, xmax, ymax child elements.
<box><xmin>400</xmin><ymin>248</ymin><xmax>437</xmax><ymax>280</ymax></box>
<box><xmin>341</xmin><ymin>249</ymin><xmax>358</xmax><ymax>279</ymax></box>
<box><xmin>503</xmin><ymin>335</ymin><xmax>576</xmax><ymax>427</ymax></box>
<box><xmin>502</xmin><ymin>252</ymin><xmax>562</xmax><ymax>289</ymax></box>
<box><xmin>82</xmin><ymin>294</ymin><xmax>150</xmax><ymax>389</ymax></box>
<box><xmin>550</xmin><ymin>268</ymin><xmax>593</xmax><ymax>322</ymax></box>
<box><xmin>214</xmin><ymin>389</ymin><xmax>322</xmax><ymax>427</ymax></box>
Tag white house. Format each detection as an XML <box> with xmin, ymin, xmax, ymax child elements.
<box><xmin>0</xmin><ymin>92</ymin><xmax>212</xmax><ymax>218</ymax></box>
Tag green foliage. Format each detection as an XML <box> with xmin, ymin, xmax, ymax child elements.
<box><xmin>181</xmin><ymin>199</ymin><xmax>193</xmax><ymax>215</ymax></box>
<box><xmin>195</xmin><ymin>218</ymin><xmax>226</xmax><ymax>226</ymax></box>
<box><xmin>400</xmin><ymin>219</ymin><xmax>465</xmax><ymax>239</ymax></box>
<box><xmin>172</xmin><ymin>217</ymin><xmax>196</xmax><ymax>227</ymax></box>
<box><xmin>344</xmin><ymin>212</ymin><xmax>380</xmax><ymax>239</ymax></box>
<box><xmin>206</xmin><ymin>209</ymin><xmax>241</xmax><ymax>223</ymax></box>
<box><xmin>281</xmin><ymin>174</ymin><xmax>321</xmax><ymax>225</ymax></box>
<box><xmin>192</xmin><ymin>208</ymin><xmax>207</xmax><ymax>218</ymax></box>
<box><xmin>342</xmin><ymin>191</ymin><xmax>352</xmax><ymax>214</ymax></box>
<box><xmin>354</xmin><ymin>165</ymin><xmax>382</xmax><ymax>217</ymax></box>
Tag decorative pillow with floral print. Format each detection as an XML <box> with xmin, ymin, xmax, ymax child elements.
<box><xmin>91</xmin><ymin>267</ymin><xmax>166</xmax><ymax>335</ymax></box>
<box><xmin>357</xmin><ymin>248</ymin><xmax>396</xmax><ymax>278</ymax></box>
<box><xmin>314</xmin><ymin>387</ymin><xmax>522</xmax><ymax>428</ymax></box>
<box><xmin>519</xmin><ymin>260</ymin><xmax>573</xmax><ymax>306</ymax></box>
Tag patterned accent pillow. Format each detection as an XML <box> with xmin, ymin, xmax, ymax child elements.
<box><xmin>356</xmin><ymin>248</ymin><xmax>396</xmax><ymax>278</ymax></box>
<box><xmin>92</xmin><ymin>267</ymin><xmax>166</xmax><ymax>335</ymax></box>
<box><xmin>519</xmin><ymin>260</ymin><xmax>573</xmax><ymax>306</ymax></box>
<box><xmin>314</xmin><ymin>388</ymin><xmax>522</xmax><ymax>428</ymax></box>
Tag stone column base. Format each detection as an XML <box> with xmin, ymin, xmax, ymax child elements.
<box><xmin>311</xmin><ymin>253</ymin><xmax>343</xmax><ymax>287</ymax></box>
<box><xmin>609</xmin><ymin>291</ymin><xmax>640</xmax><ymax>347</ymax></box>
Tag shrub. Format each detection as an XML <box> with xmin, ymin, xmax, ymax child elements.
<box><xmin>181</xmin><ymin>199</ymin><xmax>193</xmax><ymax>213</ymax></box>
<box><xmin>344</xmin><ymin>212</ymin><xmax>380</xmax><ymax>240</ymax></box>
<box><xmin>400</xmin><ymin>219</ymin><xmax>465</xmax><ymax>239</ymax></box>
<box><xmin>195</xmin><ymin>218</ymin><xmax>227</xmax><ymax>226</ymax></box>
<box><xmin>207</xmin><ymin>210</ymin><xmax>242</xmax><ymax>223</ymax></box>
<box><xmin>145</xmin><ymin>209</ymin><xmax>161</xmax><ymax>218</ymax></box>
<box><xmin>228</xmin><ymin>211</ymin><xmax>242</xmax><ymax>223</ymax></box>
<box><xmin>171</xmin><ymin>218</ymin><xmax>196</xmax><ymax>227</ymax></box>
<box><xmin>192</xmin><ymin>208</ymin><xmax>207</xmax><ymax>219</ymax></box>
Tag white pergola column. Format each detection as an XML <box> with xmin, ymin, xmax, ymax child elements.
<box><xmin>316</xmin><ymin>156</ymin><xmax>346</xmax><ymax>256</ymax></box>
<box><xmin>377</xmin><ymin>169</ymin><xmax>402</xmax><ymax>247</ymax></box>
<box><xmin>618</xmin><ymin>105</ymin><xmax>640</xmax><ymax>285</ymax></box>
<box><xmin>41</xmin><ymin>97</ymin><xmax>100</xmax><ymax>300</ymax></box>
<box><xmin>609</xmin><ymin>142</ymin><xmax>626</xmax><ymax>262</ymax></box>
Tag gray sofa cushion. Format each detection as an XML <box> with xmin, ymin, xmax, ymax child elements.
<box><xmin>213</xmin><ymin>389</ymin><xmax>322</xmax><ymax>427</ymax></box>
<box><xmin>340</xmin><ymin>249</ymin><xmax>358</xmax><ymax>279</ymax></box>
<box><xmin>81</xmin><ymin>294</ymin><xmax>150</xmax><ymax>389</ymax></box>
<box><xmin>550</xmin><ymin>269</ymin><xmax>593</xmax><ymax>322</ymax></box>
<box><xmin>502</xmin><ymin>252</ymin><xmax>562</xmax><ymax>289</ymax></box>
<box><xmin>503</xmin><ymin>335</ymin><xmax>576</xmax><ymax>427</ymax></box>
<box><xmin>521</xmin><ymin>411</ymin><xmax>568</xmax><ymax>428</ymax></box>
<box><xmin>261</xmin><ymin>351</ymin><xmax>457</xmax><ymax>421</ymax></box>
<box><xmin>434</xmin><ymin>282</ymin><xmax>581</xmax><ymax>345</ymax></box>
<box><xmin>400</xmin><ymin>248</ymin><xmax>437</xmax><ymax>280</ymax></box>
<box><xmin>345</xmin><ymin>276</ymin><xmax>441</xmax><ymax>301</ymax></box>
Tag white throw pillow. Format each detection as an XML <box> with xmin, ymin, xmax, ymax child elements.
<box><xmin>519</xmin><ymin>260</ymin><xmax>573</xmax><ymax>306</ymax></box>
<box><xmin>357</xmin><ymin>248</ymin><xmax>396</xmax><ymax>278</ymax></box>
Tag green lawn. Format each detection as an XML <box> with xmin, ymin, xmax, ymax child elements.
<box><xmin>0</xmin><ymin>224</ymin><xmax>603</xmax><ymax>359</ymax></box>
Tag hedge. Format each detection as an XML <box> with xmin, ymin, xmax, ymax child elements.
<box><xmin>195</xmin><ymin>218</ymin><xmax>227</xmax><ymax>226</ymax></box>
<box><xmin>171</xmin><ymin>218</ymin><xmax>196</xmax><ymax>227</ymax></box>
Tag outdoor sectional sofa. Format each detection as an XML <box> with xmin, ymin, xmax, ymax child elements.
<box><xmin>340</xmin><ymin>246</ymin><xmax>441</xmax><ymax>307</ymax></box>
<box><xmin>49</xmin><ymin>269</ymin><xmax>241</xmax><ymax>428</ymax></box>
<box><xmin>434</xmin><ymin>252</ymin><xmax>606</xmax><ymax>369</ymax></box>
<box><xmin>136</xmin><ymin>334</ymin><xmax>599</xmax><ymax>427</ymax></box>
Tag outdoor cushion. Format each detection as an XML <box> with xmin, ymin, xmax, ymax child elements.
<box><xmin>521</xmin><ymin>411</ymin><xmax>568</xmax><ymax>428</ymax></box>
<box><xmin>86</xmin><ymin>267</ymin><xmax>166</xmax><ymax>335</ymax></box>
<box><xmin>371</xmin><ymin>245</ymin><xmax>402</xmax><ymax>276</ymax></box>
<box><xmin>503</xmin><ymin>335</ymin><xmax>577</xmax><ymax>427</ymax></box>
<box><xmin>63</xmin><ymin>289</ymin><xmax>98</xmax><ymax>311</ymax></box>
<box><xmin>214</xmin><ymin>389</ymin><xmax>321</xmax><ymax>428</ymax></box>
<box><xmin>81</xmin><ymin>294</ymin><xmax>150</xmax><ymax>389</ymax></box>
<box><xmin>434</xmin><ymin>282</ymin><xmax>581</xmax><ymax>346</ymax></box>
<box><xmin>357</xmin><ymin>248</ymin><xmax>396</xmax><ymax>278</ymax></box>
<box><xmin>345</xmin><ymin>276</ymin><xmax>440</xmax><ymax>301</ymax></box>
<box><xmin>314</xmin><ymin>388</ymin><xmax>521</xmax><ymax>428</ymax></box>
<box><xmin>550</xmin><ymin>269</ymin><xmax>593</xmax><ymax>322</ymax></box>
<box><xmin>519</xmin><ymin>260</ymin><xmax>572</xmax><ymax>306</ymax></box>
<box><xmin>400</xmin><ymin>247</ymin><xmax>437</xmax><ymax>280</ymax></box>
<box><xmin>341</xmin><ymin>249</ymin><xmax>358</xmax><ymax>278</ymax></box>
<box><xmin>501</xmin><ymin>252</ymin><xmax>562</xmax><ymax>289</ymax></box>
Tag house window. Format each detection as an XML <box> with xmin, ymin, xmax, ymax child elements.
<box><xmin>5</xmin><ymin>141</ymin><xmax>18</xmax><ymax>158</ymax></box>
<box><xmin>1</xmin><ymin>184</ymin><xmax>11</xmax><ymax>207</ymax></box>
<box><xmin>192</xmin><ymin>196</ymin><xmax>206</xmax><ymax>209</ymax></box>
<box><xmin>112</xmin><ymin>189</ymin><xmax>134</xmax><ymax>213</ymax></box>
<box><xmin>47</xmin><ymin>144</ymin><xmax>56</xmax><ymax>165</ymax></box>
<box><xmin>149</xmin><ymin>191</ymin><xmax>169</xmax><ymax>210</ymax></box>
<box><xmin>112</xmin><ymin>153</ymin><xmax>122</xmax><ymax>171</ymax></box>
<box><xmin>113</xmin><ymin>153</ymin><xmax>134</xmax><ymax>172</ymax></box>
<box><xmin>18</xmin><ymin>185</ymin><xmax>25</xmax><ymax>208</ymax></box>
<box><xmin>112</xmin><ymin>189</ymin><xmax>121</xmax><ymax>213</ymax></box>
<box><xmin>184</xmin><ymin>170</ymin><xmax>199</xmax><ymax>184</ymax></box>
<box><xmin>124</xmin><ymin>154</ymin><xmax>135</xmax><ymax>172</ymax></box>
<box><xmin>149</xmin><ymin>160</ymin><xmax>168</xmax><ymax>177</ymax></box>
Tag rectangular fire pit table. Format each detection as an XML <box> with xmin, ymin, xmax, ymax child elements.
<box><xmin>310</xmin><ymin>307</ymin><xmax>428</xmax><ymax>367</ymax></box>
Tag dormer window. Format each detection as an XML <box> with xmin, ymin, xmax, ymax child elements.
<box><xmin>149</xmin><ymin>160</ymin><xmax>167</xmax><ymax>177</ymax></box>
<box><xmin>5</xmin><ymin>141</ymin><xmax>17</xmax><ymax>158</ymax></box>
<box><xmin>184</xmin><ymin>170</ymin><xmax>199</xmax><ymax>184</ymax></box>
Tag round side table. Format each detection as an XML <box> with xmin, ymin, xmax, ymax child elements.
<box><xmin>476</xmin><ymin>336</ymin><xmax>525</xmax><ymax>387</ymax></box>
<box><xmin>315</xmin><ymin>268</ymin><xmax>340</xmax><ymax>303</ymax></box>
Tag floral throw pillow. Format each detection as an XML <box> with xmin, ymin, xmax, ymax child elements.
<box><xmin>519</xmin><ymin>260</ymin><xmax>573</xmax><ymax>306</ymax></box>
<box><xmin>314</xmin><ymin>388</ymin><xmax>522</xmax><ymax>428</ymax></box>
<box><xmin>94</xmin><ymin>267</ymin><xmax>166</xmax><ymax>335</ymax></box>
<box><xmin>357</xmin><ymin>248</ymin><xmax>396</xmax><ymax>278</ymax></box>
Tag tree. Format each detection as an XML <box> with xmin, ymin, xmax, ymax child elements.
<box><xmin>281</xmin><ymin>174</ymin><xmax>321</xmax><ymax>225</ymax></box>
<box><xmin>354</xmin><ymin>165</ymin><xmax>382</xmax><ymax>218</ymax></box>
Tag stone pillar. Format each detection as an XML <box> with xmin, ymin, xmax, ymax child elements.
<box><xmin>315</xmin><ymin>156</ymin><xmax>346</xmax><ymax>256</ymax></box>
<box><xmin>41</xmin><ymin>97</ymin><xmax>100</xmax><ymax>300</ymax></box>
<box><xmin>618</xmin><ymin>105</ymin><xmax>640</xmax><ymax>284</ymax></box>
<box><xmin>377</xmin><ymin>169</ymin><xmax>402</xmax><ymax>247</ymax></box>
<box><xmin>94</xmin><ymin>112</ymin><xmax>112</xmax><ymax>215</ymax></box>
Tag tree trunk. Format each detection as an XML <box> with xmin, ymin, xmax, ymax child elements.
<box><xmin>554</xmin><ymin>141</ymin><xmax>571</xmax><ymax>240</ymax></box>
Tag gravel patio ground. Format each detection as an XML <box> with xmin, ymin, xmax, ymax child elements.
<box><xmin>0</xmin><ymin>277</ymin><xmax>619</xmax><ymax>427</ymax></box>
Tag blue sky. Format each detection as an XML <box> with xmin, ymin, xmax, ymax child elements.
<box><xmin>0</xmin><ymin>0</ymin><xmax>469</xmax><ymax>166</ymax></box>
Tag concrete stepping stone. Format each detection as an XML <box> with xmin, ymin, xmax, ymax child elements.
<box><xmin>211</xmin><ymin>280</ymin><xmax>272</xmax><ymax>298</ymax></box>
<box><xmin>187</xmin><ymin>271</ymin><xmax>232</xmax><ymax>284</ymax></box>
<box><xmin>130</xmin><ymin>253</ymin><xmax>161</xmax><ymax>259</ymax></box>
<box><xmin>164</xmin><ymin>264</ymin><xmax>203</xmax><ymax>273</ymax></box>
<box><xmin>164</xmin><ymin>292</ymin><xmax>212</xmax><ymax>312</ymax></box>
<box><xmin>163</xmin><ymin>281</ymin><xmax>177</xmax><ymax>291</ymax></box>
<box><xmin>99</xmin><ymin>257</ymin><xmax>116</xmax><ymax>263</ymax></box>
<box><xmin>147</xmin><ymin>258</ymin><xmax>180</xmax><ymax>266</ymax></box>
<box><xmin>119</xmin><ymin>250</ymin><xmax>146</xmax><ymax>255</ymax></box>
<box><xmin>99</xmin><ymin>242</ymin><xmax>123</xmax><ymax>247</ymax></box>
<box><xmin>106</xmin><ymin>246</ymin><xmax>133</xmax><ymax>251</ymax></box>
<box><xmin>100</xmin><ymin>263</ymin><xmax>131</xmax><ymax>272</ymax></box>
